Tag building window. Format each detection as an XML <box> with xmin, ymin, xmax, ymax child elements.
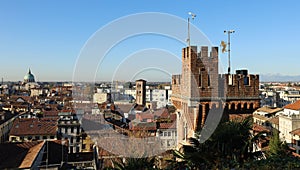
<box><xmin>168</xmin><ymin>132</ymin><xmax>171</xmax><ymax>136</ymax></box>
<box><xmin>164</xmin><ymin>132</ymin><xmax>167</xmax><ymax>136</ymax></box>
<box><xmin>297</xmin><ymin>140</ymin><xmax>300</xmax><ymax>147</ymax></box>
<box><xmin>70</xmin><ymin>146</ymin><xmax>73</xmax><ymax>153</ymax></box>
<box><xmin>228</xmin><ymin>75</ymin><xmax>233</xmax><ymax>85</ymax></box>
<box><xmin>199</xmin><ymin>74</ymin><xmax>202</xmax><ymax>87</ymax></box>
<box><xmin>71</xmin><ymin>127</ymin><xmax>74</xmax><ymax>133</ymax></box>
<box><xmin>50</xmin><ymin>136</ymin><xmax>54</xmax><ymax>139</ymax></box>
<box><xmin>43</xmin><ymin>136</ymin><xmax>47</xmax><ymax>140</ymax></box>
<box><xmin>207</xmin><ymin>74</ymin><xmax>210</xmax><ymax>87</ymax></box>
<box><xmin>244</xmin><ymin>77</ymin><xmax>249</xmax><ymax>85</ymax></box>
<box><xmin>35</xmin><ymin>136</ymin><xmax>40</xmax><ymax>140</ymax></box>
<box><xmin>64</xmin><ymin>127</ymin><xmax>68</xmax><ymax>133</ymax></box>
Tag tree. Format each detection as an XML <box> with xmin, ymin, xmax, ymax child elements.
<box><xmin>172</xmin><ymin>116</ymin><xmax>266</xmax><ymax>169</ymax></box>
<box><xmin>268</xmin><ymin>129</ymin><xmax>289</xmax><ymax>157</ymax></box>
<box><xmin>112</xmin><ymin>157</ymin><xmax>157</xmax><ymax>170</ymax></box>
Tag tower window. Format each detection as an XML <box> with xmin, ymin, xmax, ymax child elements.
<box><xmin>244</xmin><ymin>77</ymin><xmax>250</xmax><ymax>85</ymax></box>
<box><xmin>207</xmin><ymin>74</ymin><xmax>210</xmax><ymax>87</ymax></box>
<box><xmin>199</xmin><ymin>74</ymin><xmax>202</xmax><ymax>87</ymax></box>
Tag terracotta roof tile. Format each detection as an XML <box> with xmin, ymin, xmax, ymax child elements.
<box><xmin>256</xmin><ymin>106</ymin><xmax>283</xmax><ymax>114</ymax></box>
<box><xmin>253</xmin><ymin>123</ymin><xmax>270</xmax><ymax>133</ymax></box>
<box><xmin>131</xmin><ymin>122</ymin><xmax>157</xmax><ymax>131</ymax></box>
<box><xmin>159</xmin><ymin>122</ymin><xmax>176</xmax><ymax>129</ymax></box>
<box><xmin>268</xmin><ymin>116</ymin><xmax>279</xmax><ymax>125</ymax></box>
<box><xmin>117</xmin><ymin>104</ymin><xmax>134</xmax><ymax>113</ymax></box>
<box><xmin>0</xmin><ymin>141</ymin><xmax>43</xmax><ymax>169</ymax></box>
<box><xmin>134</xmin><ymin>104</ymin><xmax>147</xmax><ymax>111</ymax></box>
<box><xmin>19</xmin><ymin>141</ymin><xmax>45</xmax><ymax>168</ymax></box>
<box><xmin>10</xmin><ymin>118</ymin><xmax>57</xmax><ymax>136</ymax></box>
<box><xmin>43</xmin><ymin>110</ymin><xmax>59</xmax><ymax>118</ymax></box>
<box><xmin>136</xmin><ymin>112</ymin><xmax>154</xmax><ymax>120</ymax></box>
<box><xmin>284</xmin><ymin>100</ymin><xmax>300</xmax><ymax>110</ymax></box>
<box><xmin>9</xmin><ymin>96</ymin><xmax>33</xmax><ymax>103</ymax></box>
<box><xmin>290</xmin><ymin>128</ymin><xmax>300</xmax><ymax>136</ymax></box>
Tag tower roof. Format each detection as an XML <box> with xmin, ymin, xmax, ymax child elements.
<box><xmin>24</xmin><ymin>68</ymin><xmax>35</xmax><ymax>83</ymax></box>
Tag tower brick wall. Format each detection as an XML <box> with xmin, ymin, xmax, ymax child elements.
<box><xmin>171</xmin><ymin>45</ymin><xmax>260</xmax><ymax>146</ymax></box>
<box><xmin>135</xmin><ymin>79</ymin><xmax>146</xmax><ymax>106</ymax></box>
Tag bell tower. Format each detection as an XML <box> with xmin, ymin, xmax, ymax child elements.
<box><xmin>135</xmin><ymin>79</ymin><xmax>146</xmax><ymax>106</ymax></box>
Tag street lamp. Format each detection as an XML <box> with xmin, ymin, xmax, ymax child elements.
<box><xmin>224</xmin><ymin>30</ymin><xmax>235</xmax><ymax>74</ymax></box>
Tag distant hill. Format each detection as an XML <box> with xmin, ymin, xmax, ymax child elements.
<box><xmin>260</xmin><ymin>74</ymin><xmax>300</xmax><ymax>82</ymax></box>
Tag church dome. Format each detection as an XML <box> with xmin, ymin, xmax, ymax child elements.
<box><xmin>24</xmin><ymin>69</ymin><xmax>35</xmax><ymax>83</ymax></box>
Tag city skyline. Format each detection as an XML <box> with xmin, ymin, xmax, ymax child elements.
<box><xmin>0</xmin><ymin>0</ymin><xmax>299</xmax><ymax>81</ymax></box>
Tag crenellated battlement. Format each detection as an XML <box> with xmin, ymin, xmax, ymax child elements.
<box><xmin>172</xmin><ymin>45</ymin><xmax>260</xmax><ymax>146</ymax></box>
<box><xmin>221</xmin><ymin>70</ymin><xmax>259</xmax><ymax>98</ymax></box>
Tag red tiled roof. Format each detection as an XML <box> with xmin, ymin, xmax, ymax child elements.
<box><xmin>10</xmin><ymin>118</ymin><xmax>57</xmax><ymax>136</ymax></box>
<box><xmin>152</xmin><ymin>108</ymin><xmax>168</xmax><ymax>117</ymax></box>
<box><xmin>253</xmin><ymin>123</ymin><xmax>270</xmax><ymax>133</ymax></box>
<box><xmin>169</xmin><ymin>114</ymin><xmax>177</xmax><ymax>121</ymax></box>
<box><xmin>269</xmin><ymin>116</ymin><xmax>279</xmax><ymax>125</ymax></box>
<box><xmin>136</xmin><ymin>112</ymin><xmax>154</xmax><ymax>120</ymax></box>
<box><xmin>117</xmin><ymin>104</ymin><xmax>134</xmax><ymax>113</ymax></box>
<box><xmin>284</xmin><ymin>100</ymin><xmax>300</xmax><ymax>110</ymax></box>
<box><xmin>159</xmin><ymin>122</ymin><xmax>176</xmax><ymax>129</ymax></box>
<box><xmin>0</xmin><ymin>141</ymin><xmax>43</xmax><ymax>169</ymax></box>
<box><xmin>9</xmin><ymin>96</ymin><xmax>32</xmax><ymax>103</ymax></box>
<box><xmin>134</xmin><ymin>104</ymin><xmax>146</xmax><ymax>111</ymax></box>
<box><xmin>43</xmin><ymin>110</ymin><xmax>59</xmax><ymax>117</ymax></box>
<box><xmin>255</xmin><ymin>106</ymin><xmax>283</xmax><ymax>114</ymax></box>
<box><xmin>131</xmin><ymin>122</ymin><xmax>157</xmax><ymax>131</ymax></box>
<box><xmin>19</xmin><ymin>141</ymin><xmax>45</xmax><ymax>168</ymax></box>
<box><xmin>290</xmin><ymin>128</ymin><xmax>300</xmax><ymax>136</ymax></box>
<box><xmin>128</xmin><ymin>114</ymin><xmax>136</xmax><ymax>121</ymax></box>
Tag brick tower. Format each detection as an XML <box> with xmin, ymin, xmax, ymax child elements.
<box><xmin>171</xmin><ymin>46</ymin><xmax>260</xmax><ymax>146</ymax></box>
<box><xmin>135</xmin><ymin>79</ymin><xmax>146</xmax><ymax>106</ymax></box>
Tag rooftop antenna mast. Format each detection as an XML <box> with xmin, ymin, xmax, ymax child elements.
<box><xmin>224</xmin><ymin>30</ymin><xmax>235</xmax><ymax>74</ymax></box>
<box><xmin>187</xmin><ymin>12</ymin><xmax>196</xmax><ymax>49</ymax></box>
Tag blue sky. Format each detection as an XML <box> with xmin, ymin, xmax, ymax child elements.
<box><xmin>0</xmin><ymin>0</ymin><xmax>299</xmax><ymax>81</ymax></box>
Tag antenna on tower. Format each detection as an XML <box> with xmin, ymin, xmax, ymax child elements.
<box><xmin>187</xmin><ymin>12</ymin><xmax>196</xmax><ymax>48</ymax></box>
<box><xmin>224</xmin><ymin>30</ymin><xmax>235</xmax><ymax>74</ymax></box>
